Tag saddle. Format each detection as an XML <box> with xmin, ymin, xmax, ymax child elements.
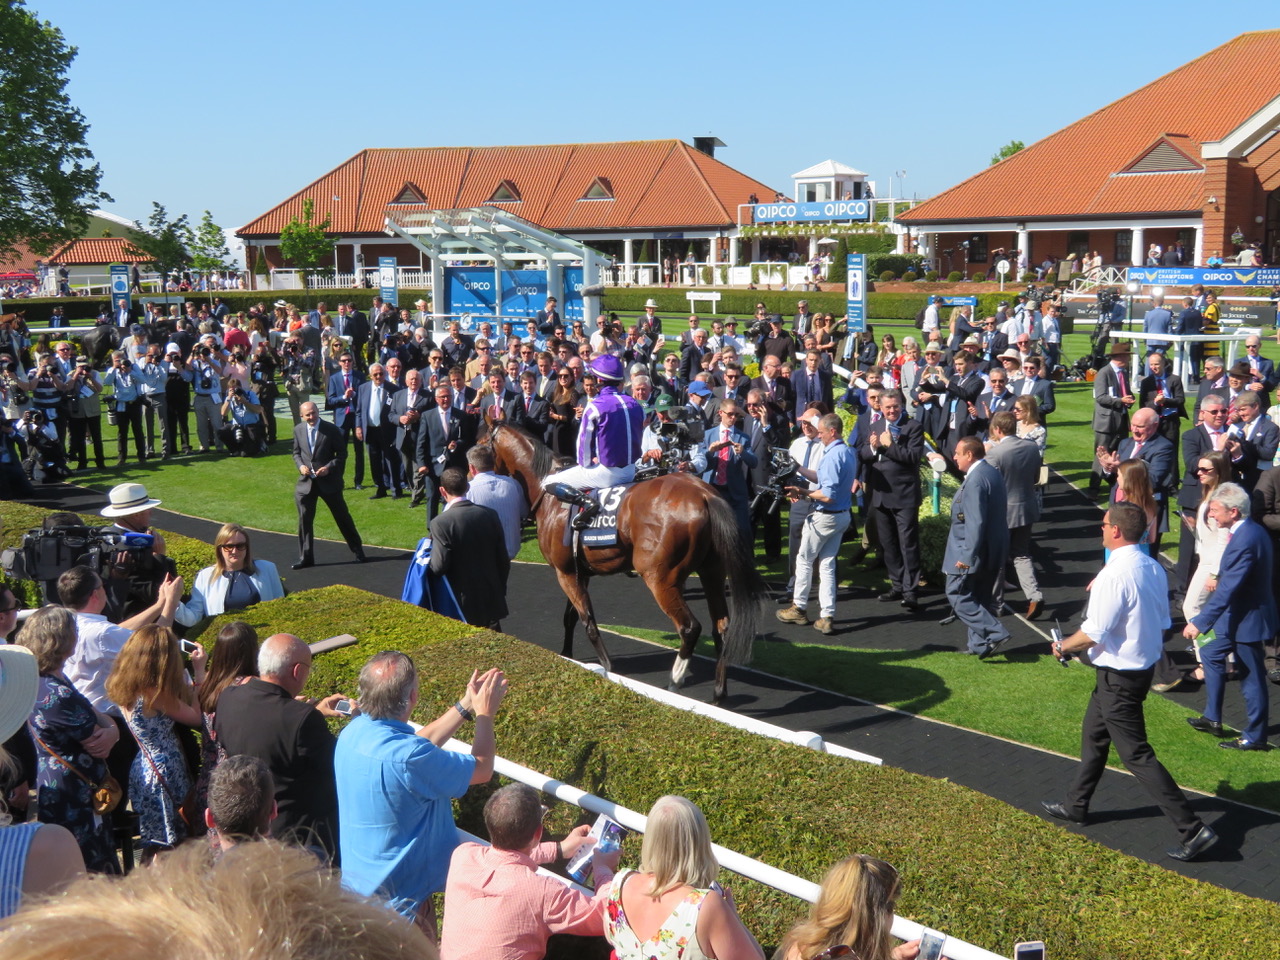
<box><xmin>546</xmin><ymin>482</ymin><xmax>630</xmax><ymax>545</ymax></box>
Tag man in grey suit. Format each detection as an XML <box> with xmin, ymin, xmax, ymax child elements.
<box><xmin>986</xmin><ymin>412</ymin><xmax>1043</xmax><ymax>619</ymax></box>
<box><xmin>944</xmin><ymin>436</ymin><xmax>1010</xmax><ymax>657</ymax></box>
<box><xmin>291</xmin><ymin>402</ymin><xmax>366</xmax><ymax>569</ymax></box>
<box><xmin>1090</xmin><ymin>343</ymin><xmax>1136</xmax><ymax>495</ymax></box>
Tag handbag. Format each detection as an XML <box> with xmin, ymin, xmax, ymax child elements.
<box><xmin>30</xmin><ymin>727</ymin><xmax>123</xmax><ymax>815</ymax></box>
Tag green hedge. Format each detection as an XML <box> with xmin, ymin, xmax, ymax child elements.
<box><xmin>11</xmin><ymin>290</ymin><xmax>434</xmax><ymax>324</ymax></box>
<box><xmin>1</xmin><ymin>502</ymin><xmax>217</xmax><ymax>611</ymax></box>
<box><xmin>181</xmin><ymin>585</ymin><xmax>1280</xmax><ymax>960</ymax></box>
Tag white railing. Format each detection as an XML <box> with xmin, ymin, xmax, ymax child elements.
<box><xmin>571</xmin><ymin>660</ymin><xmax>881</xmax><ymax>764</ymax></box>
<box><xmin>443</xmin><ymin>738</ymin><xmax>1007</xmax><ymax>960</ymax></box>
<box><xmin>263</xmin><ymin>267</ymin><xmax>433</xmax><ymax>292</ymax></box>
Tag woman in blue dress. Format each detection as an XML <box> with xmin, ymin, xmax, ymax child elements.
<box><xmin>18</xmin><ymin>606</ymin><xmax>120</xmax><ymax>874</ymax></box>
<box><xmin>106</xmin><ymin>625</ymin><xmax>205</xmax><ymax>862</ymax></box>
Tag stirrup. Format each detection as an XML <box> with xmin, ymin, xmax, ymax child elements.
<box><xmin>572</xmin><ymin>503</ymin><xmax>599</xmax><ymax>530</ymax></box>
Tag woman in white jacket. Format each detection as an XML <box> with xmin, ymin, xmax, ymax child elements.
<box><xmin>175</xmin><ymin>523</ymin><xmax>284</xmax><ymax>626</ymax></box>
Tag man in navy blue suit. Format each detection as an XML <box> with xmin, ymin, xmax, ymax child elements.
<box><xmin>355</xmin><ymin>363</ymin><xmax>403</xmax><ymax>499</ymax></box>
<box><xmin>1242</xmin><ymin>334</ymin><xmax>1276</xmax><ymax>397</ymax></box>
<box><xmin>1183</xmin><ymin>482</ymin><xmax>1277</xmax><ymax>750</ymax></box>
<box><xmin>793</xmin><ymin>349</ymin><xmax>833</xmax><ymax>414</ymax></box>
<box><xmin>324</xmin><ymin>350</ymin><xmax>365</xmax><ymax>490</ymax></box>
<box><xmin>701</xmin><ymin>397</ymin><xmax>757</xmax><ymax>534</ymax></box>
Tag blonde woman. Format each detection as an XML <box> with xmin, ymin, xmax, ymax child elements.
<box><xmin>1014</xmin><ymin>394</ymin><xmax>1046</xmax><ymax>455</ymax></box>
<box><xmin>775</xmin><ymin>854</ymin><xmax>919</xmax><ymax>960</ymax></box>
<box><xmin>604</xmin><ymin>796</ymin><xmax>763</xmax><ymax>960</ymax></box>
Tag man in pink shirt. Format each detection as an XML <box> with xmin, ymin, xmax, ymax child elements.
<box><xmin>440</xmin><ymin>783</ymin><xmax>620</xmax><ymax>960</ymax></box>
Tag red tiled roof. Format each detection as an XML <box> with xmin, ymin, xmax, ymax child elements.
<box><xmin>239</xmin><ymin>140</ymin><xmax>777</xmax><ymax>236</ymax></box>
<box><xmin>45</xmin><ymin>237</ymin><xmax>147</xmax><ymax>265</ymax></box>
<box><xmin>899</xmin><ymin>31</ymin><xmax>1280</xmax><ymax>224</ymax></box>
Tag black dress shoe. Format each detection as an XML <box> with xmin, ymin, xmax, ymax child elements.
<box><xmin>1167</xmin><ymin>824</ymin><xmax>1217</xmax><ymax>861</ymax></box>
<box><xmin>901</xmin><ymin>594</ymin><xmax>919</xmax><ymax>611</ymax></box>
<box><xmin>1219</xmin><ymin>737</ymin><xmax>1267</xmax><ymax>751</ymax></box>
<box><xmin>1268</xmin><ymin>668</ymin><xmax>1280</xmax><ymax>684</ymax></box>
<box><xmin>291</xmin><ymin>559</ymin><xmax>313</xmax><ymax>570</ymax></box>
<box><xmin>353</xmin><ymin>552</ymin><xmax>367</xmax><ymax>564</ymax></box>
<box><xmin>1040</xmin><ymin>799</ymin><xmax>1087</xmax><ymax>825</ymax></box>
<box><xmin>369</xmin><ymin>490</ymin><xmax>387</xmax><ymax>500</ymax></box>
<box><xmin>353</xmin><ymin>483</ymin><xmax>364</xmax><ymax>490</ymax></box>
<box><xmin>878</xmin><ymin>590</ymin><xmax>903</xmax><ymax>603</ymax></box>
<box><xmin>1186</xmin><ymin>716</ymin><xmax>1225</xmax><ymax>736</ymax></box>
<box><xmin>978</xmin><ymin>636</ymin><xmax>1010</xmax><ymax>660</ymax></box>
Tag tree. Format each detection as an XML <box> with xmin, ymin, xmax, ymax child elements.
<box><xmin>189</xmin><ymin>210</ymin><xmax>230</xmax><ymax>277</ymax></box>
<box><xmin>0</xmin><ymin>1</ymin><xmax>110</xmax><ymax>259</ymax></box>
<box><xmin>127</xmin><ymin>202</ymin><xmax>191</xmax><ymax>297</ymax></box>
<box><xmin>826</xmin><ymin>237</ymin><xmax>849</xmax><ymax>284</ymax></box>
<box><xmin>990</xmin><ymin>140</ymin><xmax>1025</xmax><ymax>165</ymax></box>
<box><xmin>278</xmin><ymin>197</ymin><xmax>332</xmax><ymax>292</ymax></box>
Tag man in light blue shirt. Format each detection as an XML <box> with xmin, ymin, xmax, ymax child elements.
<box><xmin>335</xmin><ymin>652</ymin><xmax>507</xmax><ymax>935</ymax></box>
<box><xmin>778</xmin><ymin>412</ymin><xmax>857</xmax><ymax>635</ymax></box>
<box><xmin>465</xmin><ymin>444</ymin><xmax>526</xmax><ymax>559</ymax></box>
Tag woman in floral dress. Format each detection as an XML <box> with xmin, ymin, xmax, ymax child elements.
<box><xmin>106</xmin><ymin>625</ymin><xmax>204</xmax><ymax>861</ymax></box>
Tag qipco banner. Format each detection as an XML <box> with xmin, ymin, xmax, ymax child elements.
<box><xmin>500</xmin><ymin>270</ymin><xmax>547</xmax><ymax>318</ymax></box>
<box><xmin>562</xmin><ymin>267</ymin><xmax>584</xmax><ymax>323</ymax></box>
<box><xmin>445</xmin><ymin>267</ymin><xmax>497</xmax><ymax>320</ymax></box>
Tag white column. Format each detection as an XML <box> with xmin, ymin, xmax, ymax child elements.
<box><xmin>894</xmin><ymin>228</ymin><xmax>906</xmax><ymax>254</ymax></box>
<box><xmin>1193</xmin><ymin>225</ymin><xmax>1204</xmax><ymax>266</ymax></box>
<box><xmin>728</xmin><ymin>235</ymin><xmax>739</xmax><ymax>268</ymax></box>
<box><xmin>1016</xmin><ymin>229</ymin><xmax>1029</xmax><ymax>272</ymax></box>
<box><xmin>1131</xmin><ymin>227</ymin><xmax>1144</xmax><ymax>266</ymax></box>
<box><xmin>623</xmin><ymin>238</ymin><xmax>633</xmax><ymax>284</ymax></box>
<box><xmin>708</xmin><ymin>236</ymin><xmax>718</xmax><ymax>268</ymax></box>
<box><xmin>808</xmin><ymin>236</ymin><xmax>818</xmax><ymax>261</ymax></box>
<box><xmin>430</xmin><ymin>254</ymin><xmax>446</xmax><ymax>336</ymax></box>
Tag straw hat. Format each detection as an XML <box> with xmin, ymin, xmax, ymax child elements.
<box><xmin>0</xmin><ymin>645</ymin><xmax>39</xmax><ymax>743</ymax></box>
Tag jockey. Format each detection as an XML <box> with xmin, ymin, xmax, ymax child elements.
<box><xmin>544</xmin><ymin>354</ymin><xmax>644</xmax><ymax>529</ymax></box>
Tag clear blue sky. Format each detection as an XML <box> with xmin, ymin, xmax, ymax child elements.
<box><xmin>45</xmin><ymin>0</ymin><xmax>1257</xmax><ymax>235</ymax></box>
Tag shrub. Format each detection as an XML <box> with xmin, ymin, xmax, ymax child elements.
<box><xmin>925</xmin><ymin>270</ymin><xmax>939</xmax><ymax>282</ymax></box>
<box><xmin>902</xmin><ymin>271</ymin><xmax>918</xmax><ymax>282</ymax></box>
<box><xmin>844</xmin><ymin>232</ymin><xmax>896</xmax><ymax>255</ymax></box>
<box><xmin>971</xmin><ymin>272</ymin><xmax>986</xmax><ymax>282</ymax></box>
<box><xmin>1020</xmin><ymin>271</ymin><xmax>1037</xmax><ymax>282</ymax></box>
<box><xmin>700</xmin><ymin>266</ymin><xmax>713</xmax><ymax>286</ymax></box>
<box><xmin>946</xmin><ymin>271</ymin><xmax>963</xmax><ymax>282</ymax></box>
<box><xmin>865</xmin><ymin>254</ymin><xmax>925</xmax><ymax>279</ymax></box>
<box><xmin>879</xmin><ymin>270</ymin><xmax>897</xmax><ymax>282</ymax></box>
<box><xmin>177</xmin><ymin>584</ymin><xmax>1280</xmax><ymax>960</ymax></box>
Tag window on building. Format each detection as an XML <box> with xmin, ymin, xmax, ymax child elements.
<box><xmin>965</xmin><ymin>234</ymin><xmax>988</xmax><ymax>263</ymax></box>
<box><xmin>1177</xmin><ymin>228</ymin><xmax>1196</xmax><ymax>256</ymax></box>
<box><xmin>1114</xmin><ymin>231</ymin><xmax>1132</xmax><ymax>265</ymax></box>
<box><xmin>1067</xmin><ymin>231</ymin><xmax>1090</xmax><ymax>261</ymax></box>
<box><xmin>582</xmin><ymin>177</ymin><xmax>614</xmax><ymax>200</ymax></box>
<box><xmin>390</xmin><ymin>183</ymin><xmax>426</xmax><ymax>204</ymax></box>
<box><xmin>488</xmin><ymin>181</ymin><xmax>521</xmax><ymax>203</ymax></box>
<box><xmin>801</xmin><ymin>182</ymin><xmax>832</xmax><ymax>203</ymax></box>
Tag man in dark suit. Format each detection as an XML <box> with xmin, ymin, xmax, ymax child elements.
<box><xmin>1230</xmin><ymin>391</ymin><xmax>1280</xmax><ymax>491</ymax></box>
<box><xmin>972</xmin><ymin>370</ymin><xmax>1017</xmax><ymax>439</ymax></box>
<box><xmin>1176</xmin><ymin>296</ymin><xmax>1203</xmax><ymax>383</ymax></box>
<box><xmin>290</xmin><ymin>402</ymin><xmax>366</xmax><ymax>568</ymax></box>
<box><xmin>859</xmin><ymin>388</ymin><xmax>924</xmax><ymax>610</ymax></box>
<box><xmin>751</xmin><ymin>354</ymin><xmax>794</xmax><ymax>422</ymax></box>
<box><xmin>1175</xmin><ymin>396</ymin><xmax>1230</xmax><ymax>592</ymax></box>
<box><xmin>976</xmin><ymin>316</ymin><xmax>1009</xmax><ymax>370</ymax></box>
<box><xmin>1090</xmin><ymin>343</ymin><xmax>1136</xmax><ymax>494</ymax></box>
<box><xmin>506</xmin><ymin>370</ymin><xmax>550</xmax><ymax>435</ymax></box>
<box><xmin>939</xmin><ymin>350</ymin><xmax>984</xmax><ymax>464</ymax></box>
<box><xmin>429</xmin><ymin>466</ymin><xmax>511</xmax><ymax>629</ymax></box>
<box><xmin>446</xmin><ymin>367</ymin><xmax>477</xmax><ymax>412</ymax></box>
<box><xmin>680</xmin><ymin>328</ymin><xmax>711</xmax><ymax>383</ymax></box>
<box><xmin>325</xmin><ymin>351</ymin><xmax>365</xmax><ymax>490</ymax></box>
<box><xmin>793</xmin><ymin>300</ymin><xmax>816</xmax><ymax>336</ymax></box>
<box><xmin>1139</xmin><ymin>351</ymin><xmax>1186</xmax><ymax>462</ymax></box>
<box><xmin>355</xmin><ymin>363</ymin><xmax>403</xmax><ymax>499</ymax></box>
<box><xmin>214</xmin><ymin>632</ymin><xmax>349</xmax><ymax>861</ymax></box>
<box><xmin>714</xmin><ymin>364</ymin><xmax>751</xmax><ymax>406</ymax></box>
<box><xmin>1194</xmin><ymin>358</ymin><xmax>1227</xmax><ymax>418</ymax></box>
<box><xmin>745</xmin><ymin>387</ymin><xmax>789</xmax><ymax>562</ymax></box>
<box><xmin>1102</xmin><ymin>409</ymin><xmax>1176</xmax><ymax>510</ymax></box>
<box><xmin>701</xmin><ymin>397</ymin><xmax>758</xmax><ymax>534</ymax></box>
<box><xmin>1014</xmin><ymin>356</ymin><xmax>1055</xmax><ymax>420</ymax></box>
<box><xmin>1184</xmin><ymin>483</ymin><xmax>1277</xmax><ymax>750</ymax></box>
<box><xmin>793</xmin><ymin>350</ymin><xmax>833</xmax><ymax>414</ymax></box>
<box><xmin>943</xmin><ymin>437</ymin><xmax>1009</xmax><ymax>657</ymax></box>
<box><xmin>391</xmin><ymin>368</ymin><xmax>433</xmax><ymax>507</ymax></box>
<box><xmin>440</xmin><ymin>321</ymin><xmax>475</xmax><ymax>369</ymax></box>
<box><xmin>1242</xmin><ymin>335</ymin><xmax>1276</xmax><ymax>395</ymax></box>
<box><xmin>535</xmin><ymin>296</ymin><xmax>561</xmax><ymax>335</ymax></box>
<box><xmin>417</xmin><ymin>383</ymin><xmax>471</xmax><ymax>520</ymax></box>
<box><xmin>1249</xmin><ymin>467</ymin><xmax>1280</xmax><ymax>681</ymax></box>
<box><xmin>986</xmin><ymin>412</ymin><xmax>1044</xmax><ymax>618</ymax></box>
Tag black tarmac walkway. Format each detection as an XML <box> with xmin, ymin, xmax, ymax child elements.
<box><xmin>17</xmin><ymin>474</ymin><xmax>1280</xmax><ymax>902</ymax></box>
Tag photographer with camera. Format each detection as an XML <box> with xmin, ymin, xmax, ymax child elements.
<box><xmin>162</xmin><ymin>347</ymin><xmax>194</xmax><ymax>456</ymax></box>
<box><xmin>136</xmin><ymin>346</ymin><xmax>171</xmax><ymax>459</ymax></box>
<box><xmin>65</xmin><ymin>356</ymin><xmax>105</xmax><ymax>470</ymax></box>
<box><xmin>101</xmin><ymin>351</ymin><xmax>147</xmax><ymax>465</ymax></box>
<box><xmin>190</xmin><ymin>338</ymin><xmax>228</xmax><ymax>453</ymax></box>
<box><xmin>15</xmin><ymin>408</ymin><xmax>68</xmax><ymax>483</ymax></box>
<box><xmin>637</xmin><ymin>394</ymin><xmax>707</xmax><ymax>476</ymax></box>
<box><xmin>219</xmin><ymin>380</ymin><xmax>266</xmax><ymax>457</ymax></box>
<box><xmin>279</xmin><ymin>332</ymin><xmax>315</xmax><ymax>426</ymax></box>
<box><xmin>249</xmin><ymin>339</ymin><xmax>280</xmax><ymax>445</ymax></box>
<box><xmin>27</xmin><ymin>353</ymin><xmax>71</xmax><ymax>448</ymax></box>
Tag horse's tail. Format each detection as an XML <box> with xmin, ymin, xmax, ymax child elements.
<box><xmin>706</xmin><ymin>493</ymin><xmax>765</xmax><ymax>666</ymax></box>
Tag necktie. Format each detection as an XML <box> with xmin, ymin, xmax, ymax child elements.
<box><xmin>715</xmin><ymin>428</ymin><xmax>731</xmax><ymax>485</ymax></box>
<box><xmin>802</xmin><ymin>439</ymin><xmax>816</xmax><ymax>468</ymax></box>
<box><xmin>1133</xmin><ymin>440</ymin><xmax>1143</xmax><ymax>456</ymax></box>
<box><xmin>371</xmin><ymin>387</ymin><xmax>381</xmax><ymax>425</ymax></box>
<box><xmin>1116</xmin><ymin>368</ymin><xmax>1127</xmax><ymax>398</ymax></box>
<box><xmin>343</xmin><ymin>374</ymin><xmax>351</xmax><ymax>414</ymax></box>
<box><xmin>525</xmin><ymin>397</ymin><xmax>532</xmax><ymax>413</ymax></box>
<box><xmin>308</xmin><ymin>426</ymin><xmax>318</xmax><ymax>452</ymax></box>
<box><xmin>1212</xmin><ymin>429</ymin><xmax>1224</xmax><ymax>451</ymax></box>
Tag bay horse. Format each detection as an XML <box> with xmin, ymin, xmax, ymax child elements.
<box><xmin>481</xmin><ymin>419</ymin><xmax>764</xmax><ymax>703</ymax></box>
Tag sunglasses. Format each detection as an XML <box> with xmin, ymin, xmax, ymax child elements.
<box><xmin>220</xmin><ymin>541</ymin><xmax>248</xmax><ymax>550</ymax></box>
<box><xmin>0</xmin><ymin>604</ymin><xmax>19</xmax><ymax>614</ymax></box>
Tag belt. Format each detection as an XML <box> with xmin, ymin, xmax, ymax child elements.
<box><xmin>816</xmin><ymin>507</ymin><xmax>846</xmax><ymax>514</ymax></box>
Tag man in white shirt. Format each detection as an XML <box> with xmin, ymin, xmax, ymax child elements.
<box><xmin>921</xmin><ymin>296</ymin><xmax>941</xmax><ymax>337</ymax></box>
<box><xmin>465</xmin><ymin>445</ymin><xmax>525</xmax><ymax>560</ymax></box>
<box><xmin>1042</xmin><ymin>502</ymin><xmax>1217</xmax><ymax>862</ymax></box>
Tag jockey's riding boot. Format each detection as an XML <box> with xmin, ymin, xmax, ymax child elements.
<box><xmin>572</xmin><ymin>499</ymin><xmax>600</xmax><ymax>530</ymax></box>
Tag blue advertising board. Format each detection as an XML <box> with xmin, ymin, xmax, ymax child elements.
<box><xmin>500</xmin><ymin>270</ymin><xmax>547</xmax><ymax>318</ymax></box>
<box><xmin>1125</xmin><ymin>266</ymin><xmax>1280</xmax><ymax>287</ymax></box>
<box><xmin>109</xmin><ymin>264</ymin><xmax>131</xmax><ymax>307</ymax></box>
<box><xmin>562</xmin><ymin>267</ymin><xmax>584</xmax><ymax>323</ymax></box>
<box><xmin>444</xmin><ymin>267</ymin><xmax>497</xmax><ymax>318</ymax></box>
<box><xmin>754</xmin><ymin>200</ymin><xmax>872</xmax><ymax>223</ymax></box>
<box><xmin>378</xmin><ymin>257</ymin><xmax>398</xmax><ymax>306</ymax></box>
<box><xmin>844</xmin><ymin>254</ymin><xmax>867</xmax><ymax>357</ymax></box>
<box><xmin>940</xmin><ymin>296</ymin><xmax>978</xmax><ymax>307</ymax></box>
